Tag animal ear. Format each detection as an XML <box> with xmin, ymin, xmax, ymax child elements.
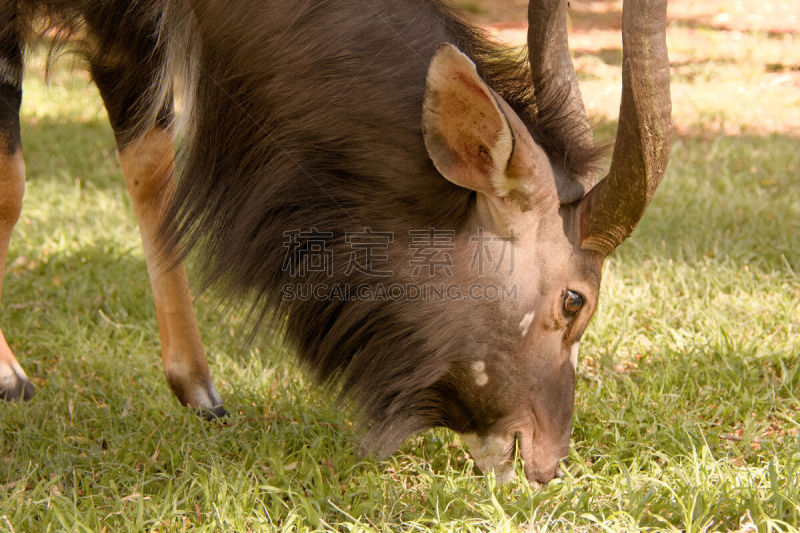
<box><xmin>422</xmin><ymin>44</ymin><xmax>514</xmax><ymax>196</ymax></box>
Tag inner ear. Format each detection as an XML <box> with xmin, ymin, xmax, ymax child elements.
<box><xmin>421</xmin><ymin>43</ymin><xmax>514</xmax><ymax>196</ymax></box>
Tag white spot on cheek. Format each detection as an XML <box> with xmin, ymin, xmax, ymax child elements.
<box><xmin>570</xmin><ymin>342</ymin><xmax>580</xmax><ymax>371</ymax></box>
<box><xmin>519</xmin><ymin>311</ymin><xmax>535</xmax><ymax>337</ymax></box>
<box><xmin>471</xmin><ymin>360</ymin><xmax>489</xmax><ymax>386</ymax></box>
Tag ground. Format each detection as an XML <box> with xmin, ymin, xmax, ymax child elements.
<box><xmin>1</xmin><ymin>1</ymin><xmax>799</xmax><ymax>531</ymax></box>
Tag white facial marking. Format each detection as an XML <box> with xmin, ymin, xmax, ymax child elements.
<box><xmin>570</xmin><ymin>342</ymin><xmax>580</xmax><ymax>371</ymax></box>
<box><xmin>461</xmin><ymin>433</ymin><xmax>516</xmax><ymax>483</ymax></box>
<box><xmin>519</xmin><ymin>311</ymin><xmax>535</xmax><ymax>337</ymax></box>
<box><xmin>471</xmin><ymin>360</ymin><xmax>489</xmax><ymax>387</ymax></box>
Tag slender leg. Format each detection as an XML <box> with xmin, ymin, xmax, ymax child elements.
<box><xmin>0</xmin><ymin>146</ymin><xmax>33</xmax><ymax>401</ymax></box>
<box><xmin>116</xmin><ymin>127</ymin><xmax>224</xmax><ymax>415</ymax></box>
<box><xmin>0</xmin><ymin>13</ymin><xmax>33</xmax><ymax>400</ymax></box>
<box><xmin>87</xmin><ymin>16</ymin><xmax>225</xmax><ymax>415</ymax></box>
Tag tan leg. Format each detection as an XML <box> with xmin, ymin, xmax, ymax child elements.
<box><xmin>118</xmin><ymin>128</ymin><xmax>224</xmax><ymax>415</ymax></box>
<box><xmin>0</xmin><ymin>149</ymin><xmax>34</xmax><ymax>401</ymax></box>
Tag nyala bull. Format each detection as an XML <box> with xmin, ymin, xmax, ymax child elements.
<box><xmin>0</xmin><ymin>0</ymin><xmax>671</xmax><ymax>485</ymax></box>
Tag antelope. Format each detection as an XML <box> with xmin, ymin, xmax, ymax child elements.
<box><xmin>0</xmin><ymin>0</ymin><xmax>671</xmax><ymax>486</ymax></box>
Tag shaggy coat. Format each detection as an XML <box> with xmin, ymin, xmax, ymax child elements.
<box><xmin>15</xmin><ymin>0</ymin><xmax>600</xmax><ymax>455</ymax></box>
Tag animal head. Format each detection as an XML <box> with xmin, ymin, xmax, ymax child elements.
<box><xmin>166</xmin><ymin>0</ymin><xmax>671</xmax><ymax>487</ymax></box>
<box><xmin>409</xmin><ymin>0</ymin><xmax>671</xmax><ymax>485</ymax></box>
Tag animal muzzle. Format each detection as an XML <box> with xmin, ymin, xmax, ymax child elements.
<box><xmin>516</xmin><ymin>424</ymin><xmax>570</xmax><ymax>487</ymax></box>
<box><xmin>460</xmin><ymin>432</ymin><xmax>518</xmax><ymax>484</ymax></box>
<box><xmin>461</xmin><ymin>425</ymin><xmax>570</xmax><ymax>487</ymax></box>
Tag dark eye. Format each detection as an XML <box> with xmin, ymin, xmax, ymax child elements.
<box><xmin>563</xmin><ymin>290</ymin><xmax>584</xmax><ymax>315</ymax></box>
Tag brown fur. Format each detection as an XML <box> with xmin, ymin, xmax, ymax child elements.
<box><xmin>0</xmin><ymin>148</ymin><xmax>32</xmax><ymax>401</ymax></box>
<box><xmin>118</xmin><ymin>128</ymin><xmax>222</xmax><ymax>413</ymax></box>
<box><xmin>158</xmin><ymin>0</ymin><xmax>603</xmax><ymax>455</ymax></box>
<box><xmin>11</xmin><ymin>0</ymin><xmax>608</xmax><ymax>465</ymax></box>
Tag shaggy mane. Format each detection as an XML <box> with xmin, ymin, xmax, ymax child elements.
<box><xmin>16</xmin><ymin>0</ymin><xmax>603</xmax><ymax>455</ymax></box>
<box><xmin>161</xmin><ymin>0</ymin><xmax>603</xmax><ymax>453</ymax></box>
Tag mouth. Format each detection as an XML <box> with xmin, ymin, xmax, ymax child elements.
<box><xmin>461</xmin><ymin>431</ymin><xmax>567</xmax><ymax>487</ymax></box>
<box><xmin>460</xmin><ymin>432</ymin><xmax>517</xmax><ymax>484</ymax></box>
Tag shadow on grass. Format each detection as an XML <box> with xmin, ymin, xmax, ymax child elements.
<box><xmin>636</xmin><ymin>133</ymin><xmax>798</xmax><ymax>270</ymax></box>
<box><xmin>1</xmin><ymin>238</ymin><xmax>334</xmax><ymax>446</ymax></box>
<box><xmin>20</xmin><ymin>115</ymin><xmax>122</xmax><ymax>191</ymax></box>
<box><xmin>3</xmin><ymin>239</ymin><xmax>152</xmax><ymax>323</ymax></box>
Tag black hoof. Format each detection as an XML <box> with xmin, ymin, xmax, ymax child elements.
<box><xmin>0</xmin><ymin>373</ymin><xmax>35</xmax><ymax>402</ymax></box>
<box><xmin>198</xmin><ymin>404</ymin><xmax>229</xmax><ymax>420</ymax></box>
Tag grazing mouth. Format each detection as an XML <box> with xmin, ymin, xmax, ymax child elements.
<box><xmin>460</xmin><ymin>432</ymin><xmax>518</xmax><ymax>484</ymax></box>
<box><xmin>461</xmin><ymin>431</ymin><xmax>567</xmax><ymax>488</ymax></box>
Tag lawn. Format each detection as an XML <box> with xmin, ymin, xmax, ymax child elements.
<box><xmin>1</xmin><ymin>1</ymin><xmax>799</xmax><ymax>531</ymax></box>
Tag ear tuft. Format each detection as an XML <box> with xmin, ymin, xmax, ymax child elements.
<box><xmin>422</xmin><ymin>44</ymin><xmax>514</xmax><ymax>196</ymax></box>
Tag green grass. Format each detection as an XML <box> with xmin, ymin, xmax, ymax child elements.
<box><xmin>2</xmin><ymin>30</ymin><xmax>800</xmax><ymax>533</ymax></box>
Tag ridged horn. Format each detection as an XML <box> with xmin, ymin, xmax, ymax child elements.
<box><xmin>578</xmin><ymin>0</ymin><xmax>672</xmax><ymax>256</ymax></box>
<box><xmin>527</xmin><ymin>0</ymin><xmax>597</xmax><ymax>201</ymax></box>
<box><xmin>527</xmin><ymin>0</ymin><xmax>593</xmax><ymax>145</ymax></box>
